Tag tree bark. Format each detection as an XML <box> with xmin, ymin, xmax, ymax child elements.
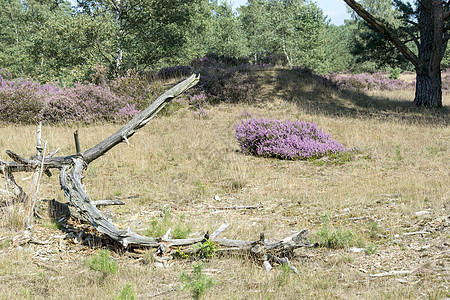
<box><xmin>414</xmin><ymin>0</ymin><xmax>443</xmax><ymax>107</ymax></box>
<box><xmin>415</xmin><ymin>70</ymin><xmax>442</xmax><ymax>107</ymax></box>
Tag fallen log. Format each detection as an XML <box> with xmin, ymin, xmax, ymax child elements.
<box><xmin>0</xmin><ymin>74</ymin><xmax>312</xmax><ymax>269</ymax></box>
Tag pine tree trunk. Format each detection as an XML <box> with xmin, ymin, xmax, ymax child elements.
<box><xmin>414</xmin><ymin>70</ymin><xmax>442</xmax><ymax>107</ymax></box>
<box><xmin>414</xmin><ymin>0</ymin><xmax>443</xmax><ymax>108</ymax></box>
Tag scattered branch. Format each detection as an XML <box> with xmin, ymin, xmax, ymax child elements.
<box><xmin>92</xmin><ymin>199</ymin><xmax>126</xmax><ymax>207</ymax></box>
<box><xmin>207</xmin><ymin>204</ymin><xmax>263</xmax><ymax>211</ymax></box>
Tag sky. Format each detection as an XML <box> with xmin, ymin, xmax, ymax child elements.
<box><xmin>68</xmin><ymin>0</ymin><xmax>351</xmax><ymax>26</ymax></box>
<box><xmin>231</xmin><ymin>0</ymin><xmax>351</xmax><ymax>26</ymax></box>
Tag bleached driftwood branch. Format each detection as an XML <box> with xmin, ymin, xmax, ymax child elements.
<box><xmin>0</xmin><ymin>74</ymin><xmax>311</xmax><ymax>267</ymax></box>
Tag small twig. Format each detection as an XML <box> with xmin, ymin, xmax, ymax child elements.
<box><xmin>346</xmin><ymin>263</ymin><xmax>368</xmax><ymax>273</ymax></box>
<box><xmin>348</xmin><ymin>216</ymin><xmax>368</xmax><ymax>221</ymax></box>
<box><xmin>45</xmin><ymin>148</ymin><xmax>60</xmax><ymax>158</ymax></box>
<box><xmin>370</xmin><ymin>270</ymin><xmax>411</xmax><ymax>277</ymax></box>
<box><xmin>74</xmin><ymin>130</ymin><xmax>81</xmax><ymax>153</ymax></box>
<box><xmin>92</xmin><ymin>199</ymin><xmax>125</xmax><ymax>206</ymax></box>
<box><xmin>207</xmin><ymin>204</ymin><xmax>263</xmax><ymax>211</ymax></box>
<box><xmin>162</xmin><ymin>228</ymin><xmax>172</xmax><ymax>240</ymax></box>
<box><xmin>24</xmin><ymin>140</ymin><xmax>47</xmax><ymax>227</ymax></box>
<box><xmin>210</xmin><ymin>223</ymin><xmax>229</xmax><ymax>239</ymax></box>
<box><xmin>36</xmin><ymin>122</ymin><xmax>43</xmax><ymax>156</ymax></box>
<box><xmin>147</xmin><ymin>286</ymin><xmax>179</xmax><ymax>298</ymax></box>
<box><xmin>402</xmin><ymin>231</ymin><xmax>430</xmax><ymax>236</ymax></box>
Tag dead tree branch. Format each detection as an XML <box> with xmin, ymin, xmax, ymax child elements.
<box><xmin>0</xmin><ymin>74</ymin><xmax>312</xmax><ymax>268</ymax></box>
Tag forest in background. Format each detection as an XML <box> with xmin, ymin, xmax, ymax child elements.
<box><xmin>2</xmin><ymin>0</ymin><xmax>450</xmax><ymax>85</ymax></box>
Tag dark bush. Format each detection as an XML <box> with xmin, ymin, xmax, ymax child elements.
<box><xmin>157</xmin><ymin>66</ymin><xmax>192</xmax><ymax>80</ymax></box>
<box><xmin>110</xmin><ymin>72</ymin><xmax>164</xmax><ymax>111</ymax></box>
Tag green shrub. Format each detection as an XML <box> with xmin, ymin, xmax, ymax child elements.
<box><xmin>116</xmin><ymin>283</ymin><xmax>136</xmax><ymax>300</ymax></box>
<box><xmin>144</xmin><ymin>205</ymin><xmax>192</xmax><ymax>239</ymax></box>
<box><xmin>388</xmin><ymin>67</ymin><xmax>402</xmax><ymax>80</ymax></box>
<box><xmin>313</xmin><ymin>214</ymin><xmax>355</xmax><ymax>249</ymax></box>
<box><xmin>180</xmin><ymin>263</ymin><xmax>215</xmax><ymax>300</ymax></box>
<box><xmin>194</xmin><ymin>239</ymin><xmax>217</xmax><ymax>259</ymax></box>
<box><xmin>88</xmin><ymin>249</ymin><xmax>118</xmax><ymax>276</ymax></box>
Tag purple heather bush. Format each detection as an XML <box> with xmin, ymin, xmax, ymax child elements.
<box><xmin>188</xmin><ymin>93</ymin><xmax>209</xmax><ymax>110</ymax></box>
<box><xmin>0</xmin><ymin>77</ymin><xmax>55</xmax><ymax>124</ymax></box>
<box><xmin>0</xmin><ymin>74</ymin><xmax>146</xmax><ymax>124</ymax></box>
<box><xmin>192</xmin><ymin>107</ymin><xmax>210</xmax><ymax>120</ymax></box>
<box><xmin>235</xmin><ymin>118</ymin><xmax>355</xmax><ymax>160</ymax></box>
<box><xmin>40</xmin><ymin>83</ymin><xmax>128</xmax><ymax>124</ymax></box>
<box><xmin>328</xmin><ymin>72</ymin><xmax>414</xmax><ymax>91</ymax></box>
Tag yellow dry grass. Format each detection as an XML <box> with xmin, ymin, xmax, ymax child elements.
<box><xmin>0</xmin><ymin>69</ymin><xmax>448</xmax><ymax>299</ymax></box>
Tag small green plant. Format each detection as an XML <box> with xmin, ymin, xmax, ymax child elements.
<box><xmin>365</xmin><ymin>244</ymin><xmax>377</xmax><ymax>255</ymax></box>
<box><xmin>144</xmin><ymin>206</ymin><xmax>192</xmax><ymax>238</ymax></box>
<box><xmin>367</xmin><ymin>221</ymin><xmax>381</xmax><ymax>239</ymax></box>
<box><xmin>310</xmin><ymin>159</ymin><xmax>325</xmax><ymax>166</ymax></box>
<box><xmin>394</xmin><ymin>144</ymin><xmax>403</xmax><ymax>161</ymax></box>
<box><xmin>277</xmin><ymin>263</ymin><xmax>291</xmax><ymax>287</ymax></box>
<box><xmin>180</xmin><ymin>263</ymin><xmax>215</xmax><ymax>300</ymax></box>
<box><xmin>41</xmin><ymin>220</ymin><xmax>64</xmax><ymax>230</ymax></box>
<box><xmin>88</xmin><ymin>249</ymin><xmax>118</xmax><ymax>276</ymax></box>
<box><xmin>194</xmin><ymin>179</ymin><xmax>208</xmax><ymax>197</ymax></box>
<box><xmin>172</xmin><ymin>214</ymin><xmax>193</xmax><ymax>239</ymax></box>
<box><xmin>175</xmin><ymin>246</ymin><xmax>189</xmax><ymax>259</ymax></box>
<box><xmin>313</xmin><ymin>214</ymin><xmax>355</xmax><ymax>249</ymax></box>
<box><xmin>113</xmin><ymin>190</ymin><xmax>123</xmax><ymax>197</ymax></box>
<box><xmin>0</xmin><ymin>237</ymin><xmax>11</xmax><ymax>249</ymax></box>
<box><xmin>116</xmin><ymin>283</ymin><xmax>136</xmax><ymax>300</ymax></box>
<box><xmin>194</xmin><ymin>239</ymin><xmax>217</xmax><ymax>259</ymax></box>
<box><xmin>426</xmin><ymin>146</ymin><xmax>441</xmax><ymax>157</ymax></box>
<box><xmin>388</xmin><ymin>67</ymin><xmax>402</xmax><ymax>80</ymax></box>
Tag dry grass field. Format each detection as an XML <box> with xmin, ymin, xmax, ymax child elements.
<box><xmin>0</xmin><ymin>68</ymin><xmax>449</xmax><ymax>299</ymax></box>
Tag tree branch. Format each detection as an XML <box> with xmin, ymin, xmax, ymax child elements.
<box><xmin>0</xmin><ymin>74</ymin><xmax>200</xmax><ymax>173</ymax></box>
<box><xmin>81</xmin><ymin>74</ymin><xmax>199</xmax><ymax>164</ymax></box>
<box><xmin>343</xmin><ymin>0</ymin><xmax>422</xmax><ymax>71</ymax></box>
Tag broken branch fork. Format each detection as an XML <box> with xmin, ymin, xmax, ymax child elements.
<box><xmin>1</xmin><ymin>74</ymin><xmax>311</xmax><ymax>268</ymax></box>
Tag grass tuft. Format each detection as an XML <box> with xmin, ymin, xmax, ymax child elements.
<box><xmin>313</xmin><ymin>214</ymin><xmax>355</xmax><ymax>249</ymax></box>
<box><xmin>180</xmin><ymin>263</ymin><xmax>215</xmax><ymax>300</ymax></box>
<box><xmin>88</xmin><ymin>249</ymin><xmax>118</xmax><ymax>276</ymax></box>
<box><xmin>144</xmin><ymin>205</ymin><xmax>192</xmax><ymax>239</ymax></box>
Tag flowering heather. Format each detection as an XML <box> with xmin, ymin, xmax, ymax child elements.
<box><xmin>192</xmin><ymin>107</ymin><xmax>210</xmax><ymax>120</ymax></box>
<box><xmin>327</xmin><ymin>72</ymin><xmax>414</xmax><ymax>91</ymax></box>
<box><xmin>0</xmin><ymin>77</ymin><xmax>58</xmax><ymax>124</ymax></box>
<box><xmin>0</xmin><ymin>75</ymin><xmax>146</xmax><ymax>124</ymax></box>
<box><xmin>40</xmin><ymin>83</ymin><xmax>128</xmax><ymax>124</ymax></box>
<box><xmin>235</xmin><ymin>118</ymin><xmax>355</xmax><ymax>160</ymax></box>
<box><xmin>188</xmin><ymin>93</ymin><xmax>209</xmax><ymax>110</ymax></box>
